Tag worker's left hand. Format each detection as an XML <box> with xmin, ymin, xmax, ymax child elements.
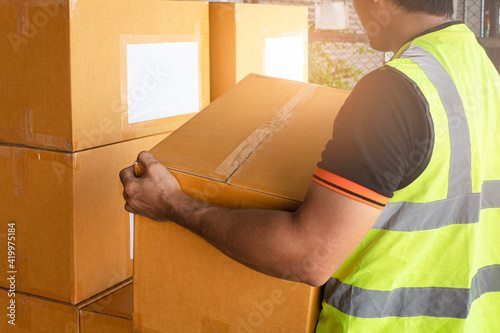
<box><xmin>119</xmin><ymin>151</ymin><xmax>187</xmax><ymax>222</ymax></box>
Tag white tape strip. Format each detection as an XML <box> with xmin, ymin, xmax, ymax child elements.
<box><xmin>129</xmin><ymin>213</ymin><xmax>134</xmax><ymax>260</ymax></box>
<box><xmin>213</xmin><ymin>84</ymin><xmax>316</xmax><ymax>180</ymax></box>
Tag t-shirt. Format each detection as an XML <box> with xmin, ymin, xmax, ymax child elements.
<box><xmin>314</xmin><ymin>22</ymin><xmax>466</xmax><ymax>209</ymax></box>
<box><xmin>314</xmin><ymin>22</ymin><xmax>464</xmax><ymax>209</ymax></box>
<box><xmin>314</xmin><ymin>61</ymin><xmax>433</xmax><ymax>209</ymax></box>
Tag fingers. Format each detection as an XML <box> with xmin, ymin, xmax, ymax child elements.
<box><xmin>119</xmin><ymin>166</ymin><xmax>136</xmax><ymax>185</ymax></box>
<box><xmin>124</xmin><ymin>203</ymin><xmax>135</xmax><ymax>214</ymax></box>
<box><xmin>137</xmin><ymin>151</ymin><xmax>157</xmax><ymax>168</ymax></box>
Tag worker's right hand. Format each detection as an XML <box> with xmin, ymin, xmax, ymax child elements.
<box><xmin>119</xmin><ymin>151</ymin><xmax>190</xmax><ymax>222</ymax></box>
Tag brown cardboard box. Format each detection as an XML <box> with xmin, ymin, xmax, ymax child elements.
<box><xmin>209</xmin><ymin>3</ymin><xmax>308</xmax><ymax>101</ymax></box>
<box><xmin>80</xmin><ymin>312</ymin><xmax>132</xmax><ymax>333</ymax></box>
<box><xmin>80</xmin><ymin>282</ymin><xmax>133</xmax><ymax>333</ymax></box>
<box><xmin>134</xmin><ymin>74</ymin><xmax>349</xmax><ymax>332</ymax></box>
<box><xmin>0</xmin><ymin>288</ymin><xmax>79</xmax><ymax>332</ymax></box>
<box><xmin>0</xmin><ymin>134</ymin><xmax>168</xmax><ymax>304</ymax></box>
<box><xmin>0</xmin><ymin>280</ymin><xmax>132</xmax><ymax>332</ymax></box>
<box><xmin>0</xmin><ymin>0</ymin><xmax>209</xmax><ymax>151</ymax></box>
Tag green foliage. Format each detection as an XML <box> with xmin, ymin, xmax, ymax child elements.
<box><xmin>308</xmin><ymin>41</ymin><xmax>365</xmax><ymax>91</ymax></box>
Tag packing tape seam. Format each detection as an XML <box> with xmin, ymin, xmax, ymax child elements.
<box><xmin>0</xmin><ymin>286</ymin><xmax>80</xmax><ymax>308</ymax></box>
<box><xmin>20</xmin><ymin>107</ymin><xmax>34</xmax><ymax>143</ymax></box>
<box><xmin>17</xmin><ymin>107</ymin><xmax>72</xmax><ymax>151</ymax></box>
<box><xmin>13</xmin><ymin>148</ymin><xmax>27</xmax><ymax>197</ymax></box>
<box><xmin>0</xmin><ymin>0</ymin><xmax>66</xmax><ymax>5</ymax></box>
<box><xmin>1</xmin><ymin>0</ymin><xmax>67</xmax><ymax>36</ymax></box>
<box><xmin>68</xmin><ymin>0</ymin><xmax>77</xmax><ymax>18</ymax></box>
<box><xmin>0</xmin><ymin>132</ymin><xmax>170</xmax><ymax>154</ymax></box>
<box><xmin>75</xmin><ymin>278</ymin><xmax>133</xmax><ymax>309</ymax></box>
<box><xmin>17</xmin><ymin>0</ymin><xmax>28</xmax><ymax>35</ymax></box>
<box><xmin>213</xmin><ymin>84</ymin><xmax>317</xmax><ymax>181</ymax></box>
<box><xmin>80</xmin><ymin>309</ymin><xmax>132</xmax><ymax>321</ymax></box>
<box><xmin>0</xmin><ymin>142</ymin><xmax>73</xmax><ymax>154</ymax></box>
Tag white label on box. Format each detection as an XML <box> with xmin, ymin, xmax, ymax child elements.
<box><xmin>126</xmin><ymin>42</ymin><xmax>200</xmax><ymax>124</ymax></box>
<box><xmin>265</xmin><ymin>36</ymin><xmax>304</xmax><ymax>82</ymax></box>
<box><xmin>130</xmin><ymin>213</ymin><xmax>134</xmax><ymax>260</ymax></box>
<box><xmin>315</xmin><ymin>2</ymin><xmax>348</xmax><ymax>30</ymax></box>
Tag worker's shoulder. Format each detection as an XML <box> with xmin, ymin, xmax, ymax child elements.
<box><xmin>355</xmin><ymin>66</ymin><xmax>415</xmax><ymax>92</ymax></box>
<box><xmin>347</xmin><ymin>66</ymin><xmax>421</xmax><ymax>106</ymax></box>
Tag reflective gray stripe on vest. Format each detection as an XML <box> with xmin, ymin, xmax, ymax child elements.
<box><xmin>375</xmin><ymin>193</ymin><xmax>480</xmax><ymax>231</ymax></box>
<box><xmin>481</xmin><ymin>180</ymin><xmax>500</xmax><ymax>209</ymax></box>
<box><xmin>375</xmin><ymin>180</ymin><xmax>500</xmax><ymax>231</ymax></box>
<box><xmin>400</xmin><ymin>45</ymin><xmax>472</xmax><ymax>197</ymax></box>
<box><xmin>324</xmin><ymin>44</ymin><xmax>500</xmax><ymax>320</ymax></box>
<box><xmin>325</xmin><ymin>265</ymin><xmax>500</xmax><ymax>319</ymax></box>
<box><xmin>374</xmin><ymin>45</ymin><xmax>478</xmax><ymax>232</ymax></box>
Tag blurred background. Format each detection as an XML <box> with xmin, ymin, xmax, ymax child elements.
<box><xmin>213</xmin><ymin>0</ymin><xmax>500</xmax><ymax>90</ymax></box>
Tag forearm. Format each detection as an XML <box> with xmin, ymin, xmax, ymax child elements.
<box><xmin>121</xmin><ymin>154</ymin><xmax>379</xmax><ymax>287</ymax></box>
<box><xmin>173</xmin><ymin>193</ymin><xmax>325</xmax><ymax>286</ymax></box>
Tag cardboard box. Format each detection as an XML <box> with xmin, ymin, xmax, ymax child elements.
<box><xmin>134</xmin><ymin>74</ymin><xmax>349</xmax><ymax>332</ymax></box>
<box><xmin>0</xmin><ymin>288</ymin><xmax>78</xmax><ymax>332</ymax></box>
<box><xmin>209</xmin><ymin>3</ymin><xmax>308</xmax><ymax>101</ymax></box>
<box><xmin>0</xmin><ymin>0</ymin><xmax>209</xmax><ymax>150</ymax></box>
<box><xmin>0</xmin><ymin>280</ymin><xmax>133</xmax><ymax>332</ymax></box>
<box><xmin>0</xmin><ymin>134</ymin><xmax>168</xmax><ymax>304</ymax></box>
<box><xmin>80</xmin><ymin>283</ymin><xmax>133</xmax><ymax>333</ymax></box>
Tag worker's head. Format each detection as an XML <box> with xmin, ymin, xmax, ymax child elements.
<box><xmin>352</xmin><ymin>0</ymin><xmax>454</xmax><ymax>52</ymax></box>
<box><xmin>390</xmin><ymin>0</ymin><xmax>454</xmax><ymax>18</ymax></box>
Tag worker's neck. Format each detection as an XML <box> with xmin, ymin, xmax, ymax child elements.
<box><xmin>387</xmin><ymin>14</ymin><xmax>452</xmax><ymax>53</ymax></box>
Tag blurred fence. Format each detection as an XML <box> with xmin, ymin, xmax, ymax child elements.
<box><xmin>212</xmin><ymin>0</ymin><xmax>500</xmax><ymax>87</ymax></box>
<box><xmin>257</xmin><ymin>0</ymin><xmax>386</xmax><ymax>90</ymax></box>
<box><xmin>462</xmin><ymin>0</ymin><xmax>500</xmax><ymax>73</ymax></box>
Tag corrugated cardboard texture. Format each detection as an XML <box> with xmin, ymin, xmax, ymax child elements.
<box><xmin>80</xmin><ymin>282</ymin><xmax>133</xmax><ymax>333</ymax></box>
<box><xmin>134</xmin><ymin>75</ymin><xmax>349</xmax><ymax>332</ymax></box>
<box><xmin>0</xmin><ymin>0</ymin><xmax>209</xmax><ymax>150</ymax></box>
<box><xmin>0</xmin><ymin>280</ymin><xmax>132</xmax><ymax>332</ymax></box>
<box><xmin>0</xmin><ymin>134</ymin><xmax>168</xmax><ymax>304</ymax></box>
<box><xmin>82</xmin><ymin>283</ymin><xmax>133</xmax><ymax>320</ymax></box>
<box><xmin>0</xmin><ymin>289</ymin><xmax>79</xmax><ymax>332</ymax></box>
<box><xmin>209</xmin><ymin>3</ymin><xmax>308</xmax><ymax>101</ymax></box>
<box><xmin>80</xmin><ymin>311</ymin><xmax>132</xmax><ymax>333</ymax></box>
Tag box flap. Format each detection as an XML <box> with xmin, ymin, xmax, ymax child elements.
<box><xmin>151</xmin><ymin>74</ymin><xmax>310</xmax><ymax>182</ymax></box>
<box><xmin>82</xmin><ymin>283</ymin><xmax>133</xmax><ymax>320</ymax></box>
<box><xmin>151</xmin><ymin>74</ymin><xmax>349</xmax><ymax>201</ymax></box>
<box><xmin>229</xmin><ymin>85</ymin><xmax>349</xmax><ymax>201</ymax></box>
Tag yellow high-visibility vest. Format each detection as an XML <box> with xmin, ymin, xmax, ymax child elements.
<box><xmin>316</xmin><ymin>23</ymin><xmax>500</xmax><ymax>332</ymax></box>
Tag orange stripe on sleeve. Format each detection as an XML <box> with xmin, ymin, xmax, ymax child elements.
<box><xmin>312</xmin><ymin>168</ymin><xmax>389</xmax><ymax>210</ymax></box>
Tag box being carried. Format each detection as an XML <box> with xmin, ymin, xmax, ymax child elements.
<box><xmin>134</xmin><ymin>75</ymin><xmax>349</xmax><ymax>332</ymax></box>
<box><xmin>0</xmin><ymin>0</ymin><xmax>209</xmax><ymax>150</ymax></box>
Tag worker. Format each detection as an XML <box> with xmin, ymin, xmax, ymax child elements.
<box><xmin>120</xmin><ymin>0</ymin><xmax>500</xmax><ymax>331</ymax></box>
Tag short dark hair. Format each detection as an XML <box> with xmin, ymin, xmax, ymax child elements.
<box><xmin>391</xmin><ymin>0</ymin><xmax>454</xmax><ymax>17</ymax></box>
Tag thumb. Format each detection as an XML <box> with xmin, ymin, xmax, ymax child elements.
<box><xmin>136</xmin><ymin>151</ymin><xmax>158</xmax><ymax>169</ymax></box>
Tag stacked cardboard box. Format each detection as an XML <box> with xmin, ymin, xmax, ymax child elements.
<box><xmin>0</xmin><ymin>0</ymin><xmax>210</xmax><ymax>323</ymax></box>
<box><xmin>1</xmin><ymin>0</ymin><xmax>315</xmax><ymax>329</ymax></box>
<box><xmin>134</xmin><ymin>74</ymin><xmax>349</xmax><ymax>332</ymax></box>
<box><xmin>80</xmin><ymin>283</ymin><xmax>133</xmax><ymax>333</ymax></box>
<box><xmin>209</xmin><ymin>3</ymin><xmax>308</xmax><ymax>101</ymax></box>
<box><xmin>0</xmin><ymin>280</ymin><xmax>133</xmax><ymax>333</ymax></box>
<box><xmin>0</xmin><ymin>134</ymin><xmax>168</xmax><ymax>303</ymax></box>
<box><xmin>0</xmin><ymin>0</ymin><xmax>210</xmax><ymax>150</ymax></box>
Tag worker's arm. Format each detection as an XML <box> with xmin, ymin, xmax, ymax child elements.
<box><xmin>120</xmin><ymin>151</ymin><xmax>381</xmax><ymax>287</ymax></box>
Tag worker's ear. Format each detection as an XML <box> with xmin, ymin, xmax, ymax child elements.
<box><xmin>383</xmin><ymin>0</ymin><xmax>406</xmax><ymax>14</ymax></box>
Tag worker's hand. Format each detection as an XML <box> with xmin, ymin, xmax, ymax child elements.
<box><xmin>119</xmin><ymin>151</ymin><xmax>187</xmax><ymax>222</ymax></box>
